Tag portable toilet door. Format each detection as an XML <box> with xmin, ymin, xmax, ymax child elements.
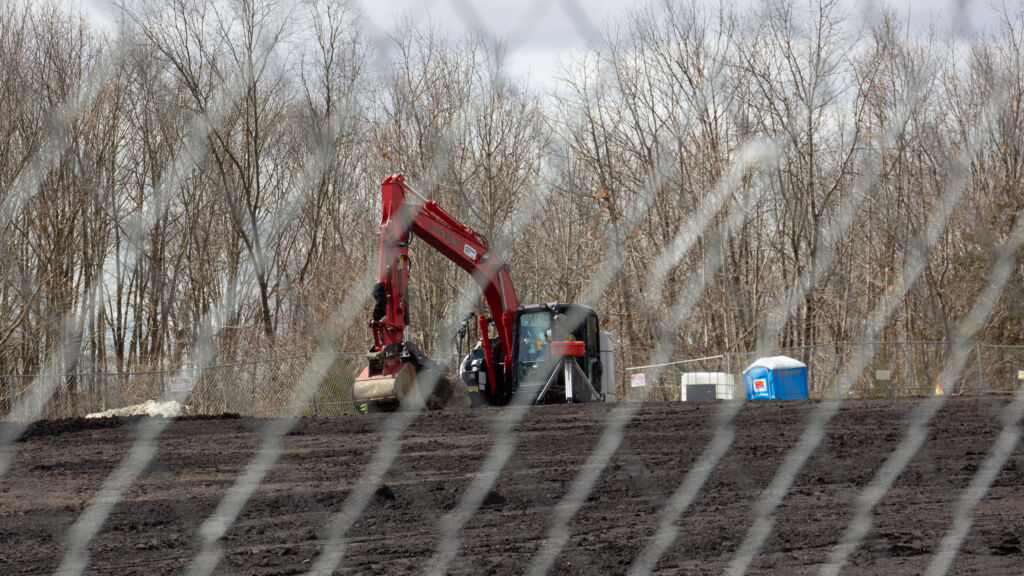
<box><xmin>743</xmin><ymin>356</ymin><xmax>809</xmax><ymax>400</ymax></box>
<box><xmin>744</xmin><ymin>365</ymin><xmax>773</xmax><ymax>399</ymax></box>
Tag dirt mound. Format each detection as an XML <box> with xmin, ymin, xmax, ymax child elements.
<box><xmin>1</xmin><ymin>397</ymin><xmax>1021</xmax><ymax>575</ymax></box>
<box><xmin>12</xmin><ymin>415</ymin><xmax>130</xmax><ymax>441</ymax></box>
<box><xmin>10</xmin><ymin>412</ymin><xmax>245</xmax><ymax>442</ymax></box>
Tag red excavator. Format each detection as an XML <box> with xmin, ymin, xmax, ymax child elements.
<box><xmin>353</xmin><ymin>174</ymin><xmax>615</xmax><ymax>409</ymax></box>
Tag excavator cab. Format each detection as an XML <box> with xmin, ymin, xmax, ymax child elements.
<box><xmin>460</xmin><ymin>303</ymin><xmax>603</xmax><ymax>405</ymax></box>
<box><xmin>513</xmin><ymin>303</ymin><xmax>603</xmax><ymax>404</ymax></box>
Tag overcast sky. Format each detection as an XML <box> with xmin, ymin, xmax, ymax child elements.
<box><xmin>363</xmin><ymin>0</ymin><xmax>1008</xmax><ymax>80</ymax></box>
<box><xmin>68</xmin><ymin>0</ymin><xmax>1013</xmax><ymax>88</ymax></box>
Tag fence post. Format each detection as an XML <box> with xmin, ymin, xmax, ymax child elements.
<box><xmin>976</xmin><ymin>342</ymin><xmax>984</xmax><ymax>396</ymax></box>
<box><xmin>905</xmin><ymin>341</ymin><xmax>915</xmax><ymax>396</ymax></box>
<box><xmin>7</xmin><ymin>376</ymin><xmax>13</xmax><ymax>418</ymax></box>
<box><xmin>88</xmin><ymin>374</ymin><xmax>94</xmax><ymax>415</ymax></box>
<box><xmin>312</xmin><ymin>357</ymin><xmax>320</xmax><ymax>416</ymax></box>
<box><xmin>673</xmin><ymin>365</ymin><xmax>678</xmax><ymax>401</ymax></box>
<box><xmin>833</xmin><ymin>343</ymin><xmax>841</xmax><ymax>398</ymax></box>
<box><xmin>724</xmin><ymin>354</ymin><xmax>733</xmax><ymax>399</ymax></box>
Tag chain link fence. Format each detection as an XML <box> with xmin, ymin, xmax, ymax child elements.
<box><xmin>0</xmin><ymin>351</ymin><xmax>457</xmax><ymax>420</ymax></box>
<box><xmin>3</xmin><ymin>341</ymin><xmax>1022</xmax><ymax>419</ymax></box>
<box><xmin>625</xmin><ymin>341</ymin><xmax>1024</xmax><ymax>401</ymax></box>
<box><xmin>0</xmin><ymin>1</ymin><xmax>1021</xmax><ymax>575</ymax></box>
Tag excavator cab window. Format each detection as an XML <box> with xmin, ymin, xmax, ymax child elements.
<box><xmin>557</xmin><ymin>309</ymin><xmax>593</xmax><ymax>381</ymax></box>
<box><xmin>550</xmin><ymin>313</ymin><xmax>578</xmax><ymax>342</ymax></box>
<box><xmin>517</xmin><ymin>312</ymin><xmax>551</xmax><ymax>364</ymax></box>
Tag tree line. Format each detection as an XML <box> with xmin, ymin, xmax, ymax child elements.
<box><xmin>1</xmin><ymin>0</ymin><xmax>1022</xmax><ymax>378</ymax></box>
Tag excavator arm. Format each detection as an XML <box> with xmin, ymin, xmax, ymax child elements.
<box><xmin>355</xmin><ymin>174</ymin><xmax>519</xmax><ymax>405</ymax></box>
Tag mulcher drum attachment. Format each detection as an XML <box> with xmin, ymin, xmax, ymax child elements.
<box><xmin>353</xmin><ymin>341</ymin><xmax>469</xmax><ymax>410</ymax></box>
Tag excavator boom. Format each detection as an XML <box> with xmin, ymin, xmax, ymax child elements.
<box><xmin>354</xmin><ymin>174</ymin><xmax>519</xmax><ymax>407</ymax></box>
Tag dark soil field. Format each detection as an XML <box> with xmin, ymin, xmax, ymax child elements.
<box><xmin>1</xmin><ymin>397</ymin><xmax>1022</xmax><ymax>575</ymax></box>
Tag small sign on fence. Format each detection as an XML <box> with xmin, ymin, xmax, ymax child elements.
<box><xmin>875</xmin><ymin>370</ymin><xmax>891</xmax><ymax>381</ymax></box>
<box><xmin>630</xmin><ymin>373</ymin><xmax>646</xmax><ymax>388</ymax></box>
<box><xmin>1018</xmin><ymin>370</ymin><xmax>1024</xmax><ymax>381</ymax></box>
<box><xmin>169</xmin><ymin>375</ymin><xmax>194</xmax><ymax>393</ymax></box>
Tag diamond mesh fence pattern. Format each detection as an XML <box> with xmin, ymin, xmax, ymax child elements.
<box><xmin>1</xmin><ymin>0</ymin><xmax>1024</xmax><ymax>575</ymax></box>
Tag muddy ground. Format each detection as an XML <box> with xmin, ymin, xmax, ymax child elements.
<box><xmin>1</xmin><ymin>397</ymin><xmax>1022</xmax><ymax>575</ymax></box>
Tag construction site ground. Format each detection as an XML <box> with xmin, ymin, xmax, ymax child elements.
<box><xmin>1</xmin><ymin>397</ymin><xmax>1023</xmax><ymax>575</ymax></box>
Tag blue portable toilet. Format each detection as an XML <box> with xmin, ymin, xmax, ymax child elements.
<box><xmin>743</xmin><ymin>356</ymin><xmax>809</xmax><ymax>399</ymax></box>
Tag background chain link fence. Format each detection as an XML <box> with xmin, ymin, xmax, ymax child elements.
<box><xmin>0</xmin><ymin>351</ymin><xmax>464</xmax><ymax>420</ymax></box>
<box><xmin>3</xmin><ymin>342</ymin><xmax>1022</xmax><ymax>419</ymax></box>
<box><xmin>625</xmin><ymin>341</ymin><xmax>1024</xmax><ymax>401</ymax></box>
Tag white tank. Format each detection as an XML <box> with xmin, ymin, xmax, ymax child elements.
<box><xmin>680</xmin><ymin>372</ymin><xmax>735</xmax><ymax>401</ymax></box>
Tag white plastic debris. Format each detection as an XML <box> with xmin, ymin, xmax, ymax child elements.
<box><xmin>86</xmin><ymin>399</ymin><xmax>185</xmax><ymax>419</ymax></box>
